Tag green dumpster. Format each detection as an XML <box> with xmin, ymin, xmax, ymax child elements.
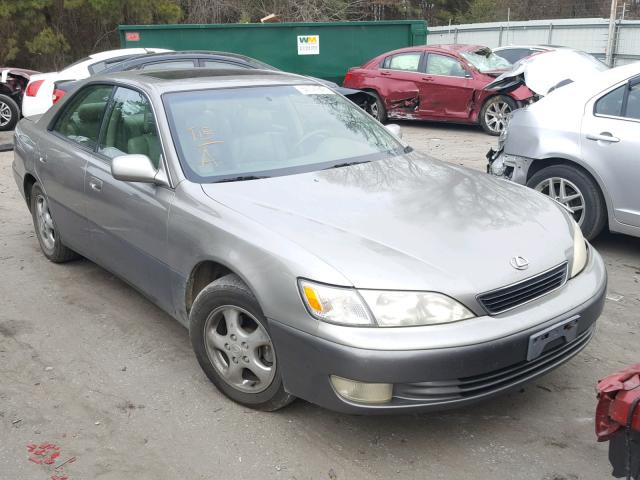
<box><xmin>118</xmin><ymin>21</ymin><xmax>427</xmax><ymax>85</ymax></box>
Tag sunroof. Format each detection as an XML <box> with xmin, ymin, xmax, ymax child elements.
<box><xmin>142</xmin><ymin>68</ymin><xmax>282</xmax><ymax>80</ymax></box>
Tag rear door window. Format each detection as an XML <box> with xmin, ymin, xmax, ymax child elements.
<box><xmin>595</xmin><ymin>86</ymin><xmax>625</xmax><ymax>117</ymax></box>
<box><xmin>383</xmin><ymin>53</ymin><xmax>422</xmax><ymax>72</ymax></box>
<box><xmin>52</xmin><ymin>84</ymin><xmax>113</xmax><ymax>149</ymax></box>
<box><xmin>625</xmin><ymin>83</ymin><xmax>640</xmax><ymax>120</ymax></box>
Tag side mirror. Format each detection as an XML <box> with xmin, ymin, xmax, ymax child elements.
<box><xmin>385</xmin><ymin>123</ymin><xmax>403</xmax><ymax>139</ymax></box>
<box><xmin>111</xmin><ymin>154</ymin><xmax>167</xmax><ymax>185</ymax></box>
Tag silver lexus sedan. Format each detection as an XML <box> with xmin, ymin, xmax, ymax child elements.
<box><xmin>12</xmin><ymin>69</ymin><xmax>606</xmax><ymax>413</ymax></box>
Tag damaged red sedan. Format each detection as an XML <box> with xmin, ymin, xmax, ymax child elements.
<box><xmin>343</xmin><ymin>44</ymin><xmax>533</xmax><ymax>135</ymax></box>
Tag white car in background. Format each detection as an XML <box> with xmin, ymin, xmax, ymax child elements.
<box><xmin>22</xmin><ymin>48</ymin><xmax>170</xmax><ymax>117</ymax></box>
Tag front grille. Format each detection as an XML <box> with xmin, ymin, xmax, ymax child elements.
<box><xmin>394</xmin><ymin>326</ymin><xmax>593</xmax><ymax>404</ymax></box>
<box><xmin>477</xmin><ymin>262</ymin><xmax>568</xmax><ymax>315</ymax></box>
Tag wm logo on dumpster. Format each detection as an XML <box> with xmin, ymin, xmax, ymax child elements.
<box><xmin>297</xmin><ymin>35</ymin><xmax>320</xmax><ymax>55</ymax></box>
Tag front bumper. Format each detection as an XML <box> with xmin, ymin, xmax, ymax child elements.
<box><xmin>269</xmin><ymin>251</ymin><xmax>607</xmax><ymax>414</ymax></box>
<box><xmin>486</xmin><ymin>148</ymin><xmax>532</xmax><ymax>185</ymax></box>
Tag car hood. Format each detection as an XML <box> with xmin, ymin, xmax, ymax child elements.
<box><xmin>201</xmin><ymin>153</ymin><xmax>573</xmax><ymax>297</ymax></box>
<box><xmin>486</xmin><ymin>50</ymin><xmax>608</xmax><ymax>96</ymax></box>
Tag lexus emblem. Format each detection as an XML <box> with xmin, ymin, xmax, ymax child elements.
<box><xmin>510</xmin><ymin>256</ymin><xmax>529</xmax><ymax>270</ymax></box>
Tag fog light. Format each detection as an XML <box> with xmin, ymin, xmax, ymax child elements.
<box><xmin>330</xmin><ymin>375</ymin><xmax>393</xmax><ymax>404</ymax></box>
<box><xmin>490</xmin><ymin>155</ymin><xmax>506</xmax><ymax>176</ymax></box>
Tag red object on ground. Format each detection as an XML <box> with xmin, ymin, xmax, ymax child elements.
<box><xmin>596</xmin><ymin>364</ymin><xmax>640</xmax><ymax>441</ymax></box>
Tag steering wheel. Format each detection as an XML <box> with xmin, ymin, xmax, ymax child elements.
<box><xmin>293</xmin><ymin>129</ymin><xmax>331</xmax><ymax>153</ymax></box>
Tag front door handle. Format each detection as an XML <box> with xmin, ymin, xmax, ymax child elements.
<box><xmin>586</xmin><ymin>132</ymin><xmax>620</xmax><ymax>143</ymax></box>
<box><xmin>380</xmin><ymin>71</ymin><xmax>391</xmax><ymax>76</ymax></box>
<box><xmin>88</xmin><ymin>178</ymin><xmax>103</xmax><ymax>192</ymax></box>
<box><xmin>422</xmin><ymin>76</ymin><xmax>434</xmax><ymax>82</ymax></box>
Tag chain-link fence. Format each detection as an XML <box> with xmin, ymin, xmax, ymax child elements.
<box><xmin>427</xmin><ymin>1</ymin><xmax>639</xmax><ymax>67</ymax></box>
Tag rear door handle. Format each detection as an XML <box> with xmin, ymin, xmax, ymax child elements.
<box><xmin>380</xmin><ymin>71</ymin><xmax>391</xmax><ymax>76</ymax></box>
<box><xmin>88</xmin><ymin>178</ymin><xmax>102</xmax><ymax>192</ymax></box>
<box><xmin>586</xmin><ymin>132</ymin><xmax>620</xmax><ymax>143</ymax></box>
<box><xmin>422</xmin><ymin>76</ymin><xmax>434</xmax><ymax>82</ymax></box>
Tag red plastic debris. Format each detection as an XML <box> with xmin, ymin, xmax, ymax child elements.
<box><xmin>26</xmin><ymin>442</ymin><xmax>73</xmax><ymax>479</ymax></box>
<box><xmin>596</xmin><ymin>363</ymin><xmax>640</xmax><ymax>441</ymax></box>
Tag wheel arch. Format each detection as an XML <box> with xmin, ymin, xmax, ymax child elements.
<box><xmin>23</xmin><ymin>173</ymin><xmax>37</xmax><ymax>211</ymax></box>
<box><xmin>184</xmin><ymin>259</ymin><xmax>261</xmax><ymax>316</ymax></box>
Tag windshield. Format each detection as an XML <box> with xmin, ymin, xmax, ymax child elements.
<box><xmin>461</xmin><ymin>49</ymin><xmax>511</xmax><ymax>72</ymax></box>
<box><xmin>163</xmin><ymin>85</ymin><xmax>404</xmax><ymax>183</ymax></box>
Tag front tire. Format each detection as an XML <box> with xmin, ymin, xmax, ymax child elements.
<box><xmin>0</xmin><ymin>94</ymin><xmax>19</xmax><ymax>131</ymax></box>
<box><xmin>189</xmin><ymin>274</ymin><xmax>295</xmax><ymax>411</ymax></box>
<box><xmin>30</xmin><ymin>183</ymin><xmax>79</xmax><ymax>263</ymax></box>
<box><xmin>480</xmin><ymin>95</ymin><xmax>516</xmax><ymax>135</ymax></box>
<box><xmin>367</xmin><ymin>91</ymin><xmax>387</xmax><ymax>123</ymax></box>
<box><xmin>527</xmin><ymin>164</ymin><xmax>607</xmax><ymax>240</ymax></box>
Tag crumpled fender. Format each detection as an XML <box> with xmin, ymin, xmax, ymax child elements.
<box><xmin>596</xmin><ymin>364</ymin><xmax>640</xmax><ymax>441</ymax></box>
<box><xmin>508</xmin><ymin>85</ymin><xmax>534</xmax><ymax>102</ymax></box>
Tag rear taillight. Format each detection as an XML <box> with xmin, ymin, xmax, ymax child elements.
<box><xmin>52</xmin><ymin>89</ymin><xmax>65</xmax><ymax>104</ymax></box>
<box><xmin>25</xmin><ymin>80</ymin><xmax>44</xmax><ymax>97</ymax></box>
<box><xmin>343</xmin><ymin>71</ymin><xmax>353</xmax><ymax>85</ymax></box>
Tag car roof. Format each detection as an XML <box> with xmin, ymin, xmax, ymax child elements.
<box><xmin>380</xmin><ymin>44</ymin><xmax>490</xmax><ymax>57</ymax></box>
<box><xmin>493</xmin><ymin>45</ymin><xmax>555</xmax><ymax>51</ymax></box>
<box><xmin>90</xmin><ymin>68</ymin><xmax>317</xmax><ymax>93</ymax></box>
<box><xmin>101</xmin><ymin>51</ymin><xmax>270</xmax><ymax>73</ymax></box>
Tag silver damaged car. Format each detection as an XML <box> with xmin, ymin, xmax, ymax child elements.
<box><xmin>488</xmin><ymin>63</ymin><xmax>640</xmax><ymax>240</ymax></box>
<box><xmin>12</xmin><ymin>69</ymin><xmax>606</xmax><ymax>413</ymax></box>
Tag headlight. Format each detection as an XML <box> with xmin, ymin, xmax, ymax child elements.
<box><xmin>360</xmin><ymin>290</ymin><xmax>474</xmax><ymax>327</ymax></box>
<box><xmin>570</xmin><ymin>221</ymin><xmax>588</xmax><ymax>278</ymax></box>
<box><xmin>299</xmin><ymin>279</ymin><xmax>374</xmax><ymax>326</ymax></box>
<box><xmin>299</xmin><ymin>280</ymin><xmax>475</xmax><ymax>327</ymax></box>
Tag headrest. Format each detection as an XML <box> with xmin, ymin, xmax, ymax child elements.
<box><xmin>77</xmin><ymin>103</ymin><xmax>105</xmax><ymax>123</ymax></box>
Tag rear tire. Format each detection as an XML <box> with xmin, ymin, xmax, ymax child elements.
<box><xmin>0</xmin><ymin>94</ymin><xmax>19</xmax><ymax>131</ymax></box>
<box><xmin>527</xmin><ymin>164</ymin><xmax>607</xmax><ymax>240</ymax></box>
<box><xmin>30</xmin><ymin>183</ymin><xmax>79</xmax><ymax>263</ymax></box>
<box><xmin>367</xmin><ymin>91</ymin><xmax>387</xmax><ymax>123</ymax></box>
<box><xmin>480</xmin><ymin>95</ymin><xmax>516</xmax><ymax>135</ymax></box>
<box><xmin>189</xmin><ymin>274</ymin><xmax>295</xmax><ymax>411</ymax></box>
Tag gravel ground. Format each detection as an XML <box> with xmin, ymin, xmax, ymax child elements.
<box><xmin>1</xmin><ymin>122</ymin><xmax>639</xmax><ymax>480</ymax></box>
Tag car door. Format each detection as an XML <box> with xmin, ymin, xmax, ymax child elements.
<box><xmin>581</xmin><ymin>77</ymin><xmax>640</xmax><ymax>227</ymax></box>
<box><xmin>37</xmin><ymin>84</ymin><xmax>113</xmax><ymax>253</ymax></box>
<box><xmin>419</xmin><ymin>53</ymin><xmax>475</xmax><ymax>120</ymax></box>
<box><xmin>86</xmin><ymin>86</ymin><xmax>175</xmax><ymax>313</ymax></box>
<box><xmin>376</xmin><ymin>51</ymin><xmax>425</xmax><ymax>118</ymax></box>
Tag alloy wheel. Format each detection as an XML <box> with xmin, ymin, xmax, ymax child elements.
<box><xmin>203</xmin><ymin>305</ymin><xmax>276</xmax><ymax>394</ymax></box>
<box><xmin>534</xmin><ymin>177</ymin><xmax>586</xmax><ymax>225</ymax></box>
<box><xmin>35</xmin><ymin>194</ymin><xmax>56</xmax><ymax>250</ymax></box>
<box><xmin>484</xmin><ymin>100</ymin><xmax>512</xmax><ymax>134</ymax></box>
<box><xmin>0</xmin><ymin>101</ymin><xmax>12</xmax><ymax>128</ymax></box>
<box><xmin>369</xmin><ymin>102</ymin><xmax>379</xmax><ymax>120</ymax></box>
